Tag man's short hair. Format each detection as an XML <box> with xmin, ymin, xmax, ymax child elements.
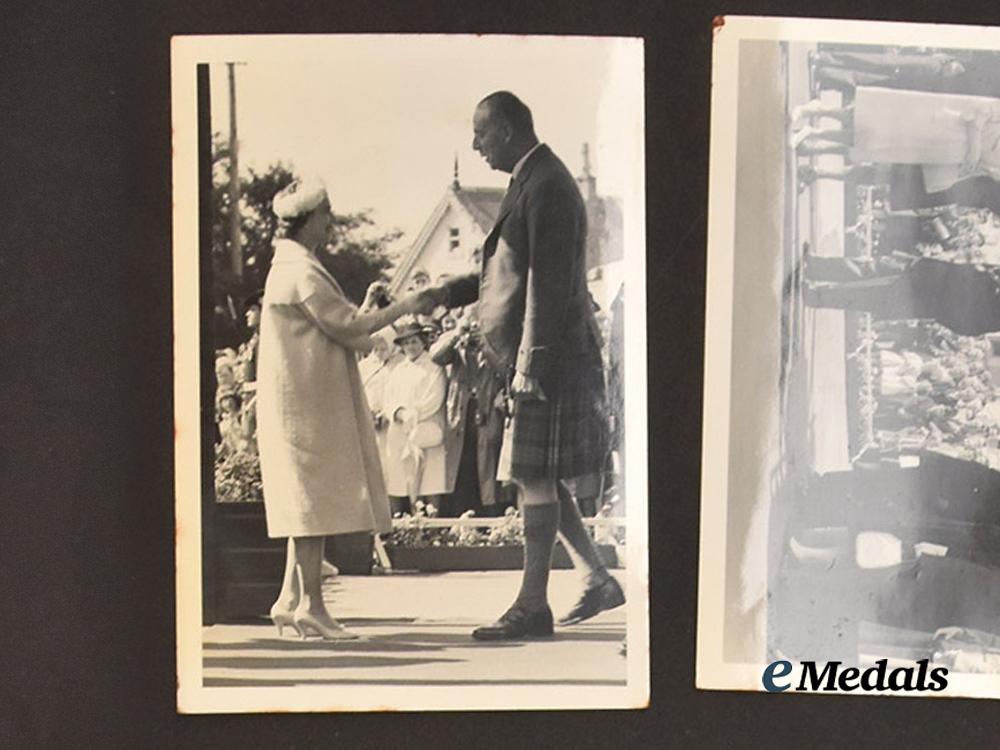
<box><xmin>479</xmin><ymin>91</ymin><xmax>534</xmax><ymax>134</ymax></box>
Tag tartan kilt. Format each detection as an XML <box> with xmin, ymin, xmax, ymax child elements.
<box><xmin>500</xmin><ymin>362</ymin><xmax>610</xmax><ymax>482</ymax></box>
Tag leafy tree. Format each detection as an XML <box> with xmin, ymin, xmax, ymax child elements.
<box><xmin>210</xmin><ymin>136</ymin><xmax>399</xmax><ymax>348</ymax></box>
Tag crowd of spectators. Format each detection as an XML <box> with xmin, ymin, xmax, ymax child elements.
<box><xmin>214</xmin><ymin>275</ymin><xmax>627</xmax><ymax>521</ymax></box>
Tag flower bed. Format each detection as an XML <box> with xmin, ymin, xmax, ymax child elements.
<box><xmin>384</xmin><ymin>542</ymin><xmax>620</xmax><ymax>572</ymax></box>
<box><xmin>210</xmin><ymin>460</ymin><xmax>624</xmax><ymax>582</ymax></box>
<box><xmin>383</xmin><ymin>502</ymin><xmax>624</xmax><ymax>571</ymax></box>
<box><xmin>214</xmin><ymin>449</ymin><xmax>263</xmax><ymax>503</ymax></box>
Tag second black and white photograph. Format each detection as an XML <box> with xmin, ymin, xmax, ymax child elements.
<box><xmin>172</xmin><ymin>33</ymin><xmax>648</xmax><ymax>713</ymax></box>
<box><xmin>699</xmin><ymin>16</ymin><xmax>1000</xmax><ymax>698</ymax></box>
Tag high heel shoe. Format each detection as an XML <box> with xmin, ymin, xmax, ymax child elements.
<box><xmin>293</xmin><ymin>609</ymin><xmax>360</xmax><ymax>641</ymax></box>
<box><xmin>270</xmin><ymin>604</ymin><xmax>302</xmax><ymax>638</ymax></box>
<box><xmin>789</xmin><ymin>125</ymin><xmax>819</xmax><ymax>150</ymax></box>
<box><xmin>790</xmin><ymin>98</ymin><xmax>829</xmax><ymax>128</ymax></box>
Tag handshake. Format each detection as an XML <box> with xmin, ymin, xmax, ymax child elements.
<box><xmin>406</xmin><ymin>285</ymin><xmax>450</xmax><ymax>316</ymax></box>
<box><xmin>363</xmin><ymin>280</ymin><xmax>450</xmax><ymax>316</ymax></box>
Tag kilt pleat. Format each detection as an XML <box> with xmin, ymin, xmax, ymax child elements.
<box><xmin>504</xmin><ymin>364</ymin><xmax>609</xmax><ymax>481</ymax></box>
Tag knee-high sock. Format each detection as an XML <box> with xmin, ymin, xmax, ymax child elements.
<box><xmin>806</xmin><ymin>274</ymin><xmax>900</xmax><ymax>314</ymax></box>
<box><xmin>514</xmin><ymin>502</ymin><xmax>560</xmax><ymax>611</ymax></box>
<box><xmin>557</xmin><ymin>483</ymin><xmax>610</xmax><ymax>588</ymax></box>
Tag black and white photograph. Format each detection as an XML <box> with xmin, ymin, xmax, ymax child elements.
<box><xmin>171</xmin><ymin>34</ymin><xmax>648</xmax><ymax>712</ymax></box>
<box><xmin>699</xmin><ymin>16</ymin><xmax>1000</xmax><ymax>698</ymax></box>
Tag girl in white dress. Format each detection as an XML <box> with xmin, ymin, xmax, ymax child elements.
<box><xmin>792</xmin><ymin>87</ymin><xmax>1000</xmax><ymax>193</ymax></box>
<box><xmin>381</xmin><ymin>320</ymin><xmax>448</xmax><ymax>515</ymax></box>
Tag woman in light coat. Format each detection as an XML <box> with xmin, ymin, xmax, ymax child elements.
<box><xmin>381</xmin><ymin>321</ymin><xmax>448</xmax><ymax>515</ymax></box>
<box><xmin>257</xmin><ymin>178</ymin><xmax>431</xmax><ymax>640</ymax></box>
<box><xmin>359</xmin><ymin>330</ymin><xmax>401</xmax><ymax>471</ymax></box>
<box><xmin>792</xmin><ymin>87</ymin><xmax>1000</xmax><ymax>193</ymax></box>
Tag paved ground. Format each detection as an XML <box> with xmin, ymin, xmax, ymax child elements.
<box><xmin>202</xmin><ymin>570</ymin><xmax>627</xmax><ymax>687</ymax></box>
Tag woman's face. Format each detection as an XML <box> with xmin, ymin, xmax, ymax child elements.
<box><xmin>216</xmin><ymin>362</ymin><xmax>235</xmax><ymax>386</ymax></box>
<box><xmin>304</xmin><ymin>199</ymin><xmax>335</xmax><ymax>248</ymax></box>
<box><xmin>399</xmin><ymin>334</ymin><xmax>426</xmax><ymax>361</ymax></box>
<box><xmin>373</xmin><ymin>337</ymin><xmax>390</xmax><ymax>361</ymax></box>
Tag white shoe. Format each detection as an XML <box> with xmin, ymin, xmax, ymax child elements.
<box><xmin>789</xmin><ymin>126</ymin><xmax>819</xmax><ymax>150</ymax></box>
<box><xmin>790</xmin><ymin>99</ymin><xmax>826</xmax><ymax>126</ymax></box>
<box><xmin>293</xmin><ymin>610</ymin><xmax>360</xmax><ymax>641</ymax></box>
<box><xmin>321</xmin><ymin>560</ymin><xmax>339</xmax><ymax>578</ymax></box>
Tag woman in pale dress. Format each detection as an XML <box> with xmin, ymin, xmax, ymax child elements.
<box><xmin>257</xmin><ymin>178</ymin><xmax>433</xmax><ymax>640</ymax></box>
<box><xmin>792</xmin><ymin>87</ymin><xmax>1000</xmax><ymax>193</ymax></box>
<box><xmin>381</xmin><ymin>320</ymin><xmax>448</xmax><ymax>516</ymax></box>
<box><xmin>359</xmin><ymin>329</ymin><xmax>400</xmax><ymax>472</ymax></box>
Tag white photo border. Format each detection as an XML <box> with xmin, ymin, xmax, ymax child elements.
<box><xmin>698</xmin><ymin>15</ymin><xmax>1000</xmax><ymax>699</ymax></box>
<box><xmin>172</xmin><ymin>33</ymin><xmax>650</xmax><ymax>714</ymax></box>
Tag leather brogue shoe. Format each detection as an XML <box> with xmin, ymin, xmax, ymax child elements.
<box><xmin>558</xmin><ymin>576</ymin><xmax>625</xmax><ymax>626</ymax></box>
<box><xmin>471</xmin><ymin>604</ymin><xmax>554</xmax><ymax>641</ymax></box>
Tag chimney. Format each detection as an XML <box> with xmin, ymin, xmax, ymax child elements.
<box><xmin>577</xmin><ymin>143</ymin><xmax>596</xmax><ymax>201</ymax></box>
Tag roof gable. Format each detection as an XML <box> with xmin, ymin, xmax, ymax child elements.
<box><xmin>452</xmin><ymin>187</ymin><xmax>505</xmax><ymax>234</ymax></box>
<box><xmin>390</xmin><ymin>185</ymin><xmax>504</xmax><ymax>292</ymax></box>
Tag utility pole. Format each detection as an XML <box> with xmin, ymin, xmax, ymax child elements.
<box><xmin>227</xmin><ymin>62</ymin><xmax>242</xmax><ymax>281</ymax></box>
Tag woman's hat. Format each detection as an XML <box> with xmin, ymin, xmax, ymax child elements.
<box><xmin>392</xmin><ymin>320</ymin><xmax>426</xmax><ymax>344</ymax></box>
<box><xmin>272</xmin><ymin>177</ymin><xmax>328</xmax><ymax>219</ymax></box>
<box><xmin>215</xmin><ymin>386</ymin><xmax>242</xmax><ymax>407</ymax></box>
<box><xmin>420</xmin><ymin>318</ymin><xmax>442</xmax><ymax>338</ymax></box>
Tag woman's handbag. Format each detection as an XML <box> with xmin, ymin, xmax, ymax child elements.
<box><xmin>402</xmin><ymin>419</ymin><xmax>443</xmax><ymax>501</ymax></box>
<box><xmin>411</xmin><ymin>420</ymin><xmax>444</xmax><ymax>449</ymax></box>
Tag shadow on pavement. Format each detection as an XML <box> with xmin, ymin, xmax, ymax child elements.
<box><xmin>203</xmin><ymin>637</ymin><xmax>451</xmax><ymax>653</ymax></box>
<box><xmin>204</xmin><ymin>677</ymin><xmax>629</xmax><ymax>687</ymax></box>
<box><xmin>203</xmin><ymin>655</ymin><xmax>461</xmax><ymax>670</ymax></box>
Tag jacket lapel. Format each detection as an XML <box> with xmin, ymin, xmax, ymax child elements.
<box><xmin>483</xmin><ymin>179</ymin><xmax>520</xmax><ymax>253</ymax></box>
<box><xmin>483</xmin><ymin>145</ymin><xmax>547</xmax><ymax>254</ymax></box>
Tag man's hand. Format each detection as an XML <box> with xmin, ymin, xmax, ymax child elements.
<box><xmin>400</xmin><ymin>291</ymin><xmax>433</xmax><ymax>316</ymax></box>
<box><xmin>413</xmin><ymin>290</ymin><xmax>439</xmax><ymax>315</ymax></box>
<box><xmin>464</xmin><ymin>322</ymin><xmax>482</xmax><ymax>347</ymax></box>
<box><xmin>510</xmin><ymin>371</ymin><xmax>546</xmax><ymax>402</ymax></box>
<box><xmin>419</xmin><ymin>285</ymin><xmax>450</xmax><ymax>310</ymax></box>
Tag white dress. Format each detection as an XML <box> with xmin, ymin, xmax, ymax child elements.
<box><xmin>381</xmin><ymin>351</ymin><xmax>448</xmax><ymax>498</ymax></box>
<box><xmin>360</xmin><ymin>352</ymin><xmax>399</xmax><ymax>472</ymax></box>
<box><xmin>852</xmin><ymin>86</ymin><xmax>1000</xmax><ymax>192</ymax></box>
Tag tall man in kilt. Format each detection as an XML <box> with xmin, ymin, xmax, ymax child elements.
<box><xmin>428</xmin><ymin>91</ymin><xmax>625</xmax><ymax>640</ymax></box>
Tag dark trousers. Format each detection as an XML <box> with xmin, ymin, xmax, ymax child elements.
<box><xmin>807</xmin><ymin>258</ymin><xmax>1000</xmax><ymax>337</ymax></box>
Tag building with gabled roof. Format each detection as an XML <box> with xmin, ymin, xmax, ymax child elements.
<box><xmin>389</xmin><ymin>146</ymin><xmax>624</xmax><ymax>313</ymax></box>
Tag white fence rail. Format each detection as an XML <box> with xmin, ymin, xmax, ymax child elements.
<box><xmin>390</xmin><ymin>516</ymin><xmax>626</xmax><ymax>528</ymax></box>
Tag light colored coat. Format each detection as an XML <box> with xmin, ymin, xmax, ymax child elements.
<box><xmin>852</xmin><ymin>87</ymin><xmax>1000</xmax><ymax>192</ymax></box>
<box><xmin>256</xmin><ymin>238</ymin><xmax>391</xmax><ymax>538</ymax></box>
<box><xmin>381</xmin><ymin>351</ymin><xmax>448</xmax><ymax>498</ymax></box>
<box><xmin>360</xmin><ymin>351</ymin><xmax>400</xmax><ymax>472</ymax></box>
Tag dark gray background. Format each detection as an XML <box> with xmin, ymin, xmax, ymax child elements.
<box><xmin>2</xmin><ymin>0</ymin><xmax>998</xmax><ymax>746</ymax></box>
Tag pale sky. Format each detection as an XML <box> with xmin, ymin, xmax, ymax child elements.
<box><xmin>207</xmin><ymin>35</ymin><xmax>643</xmax><ymax>253</ymax></box>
